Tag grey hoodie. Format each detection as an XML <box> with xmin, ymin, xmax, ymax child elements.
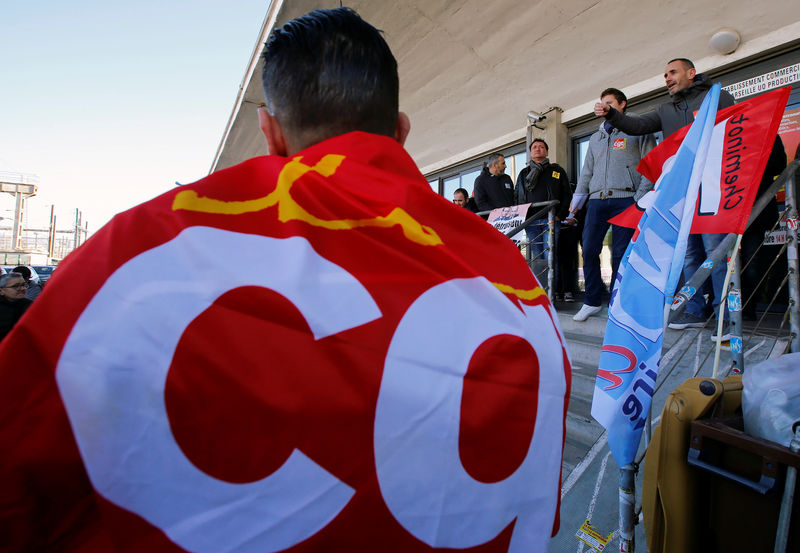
<box><xmin>576</xmin><ymin>123</ymin><xmax>656</xmax><ymax>202</ymax></box>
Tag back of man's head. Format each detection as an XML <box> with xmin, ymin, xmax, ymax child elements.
<box><xmin>12</xmin><ymin>266</ymin><xmax>31</xmax><ymax>281</ymax></box>
<box><xmin>261</xmin><ymin>8</ymin><xmax>399</xmax><ymax>151</ymax></box>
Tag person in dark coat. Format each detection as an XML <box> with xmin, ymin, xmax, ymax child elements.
<box><xmin>453</xmin><ymin>187</ymin><xmax>478</xmax><ymax>213</ymax></box>
<box><xmin>0</xmin><ymin>272</ymin><xmax>32</xmax><ymax>341</ymax></box>
<box><xmin>740</xmin><ymin>136</ymin><xmax>787</xmax><ymax>319</ymax></box>
<box><xmin>473</xmin><ymin>153</ymin><xmax>514</xmax><ymax>211</ymax></box>
<box><xmin>515</xmin><ymin>139</ymin><xmax>572</xmax><ymax>292</ymax></box>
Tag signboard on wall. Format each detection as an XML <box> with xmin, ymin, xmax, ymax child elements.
<box><xmin>724</xmin><ymin>63</ymin><xmax>800</xmax><ymax>100</ymax></box>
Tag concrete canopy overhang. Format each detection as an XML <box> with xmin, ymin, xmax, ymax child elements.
<box><xmin>211</xmin><ymin>0</ymin><xmax>800</xmax><ymax>176</ymax></box>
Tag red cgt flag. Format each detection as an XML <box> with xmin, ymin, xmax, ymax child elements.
<box><xmin>610</xmin><ymin>86</ymin><xmax>790</xmax><ymax>234</ymax></box>
<box><xmin>0</xmin><ymin>132</ymin><xmax>570</xmax><ymax>553</ymax></box>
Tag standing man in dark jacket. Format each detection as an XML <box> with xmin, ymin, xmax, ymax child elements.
<box><xmin>595</xmin><ymin>58</ymin><xmax>737</xmax><ymax>333</ymax></box>
<box><xmin>473</xmin><ymin>153</ymin><xmax>514</xmax><ymax>211</ymax></box>
<box><xmin>0</xmin><ymin>273</ymin><xmax>32</xmax><ymax>341</ymax></box>
<box><xmin>515</xmin><ymin>138</ymin><xmax>572</xmax><ymax>284</ymax></box>
<box><xmin>740</xmin><ymin>136</ymin><xmax>787</xmax><ymax>320</ymax></box>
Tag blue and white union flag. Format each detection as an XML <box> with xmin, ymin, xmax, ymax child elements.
<box><xmin>591</xmin><ymin>84</ymin><xmax>722</xmax><ymax>466</ymax></box>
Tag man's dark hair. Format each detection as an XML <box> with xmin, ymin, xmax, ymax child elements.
<box><xmin>667</xmin><ymin>58</ymin><xmax>695</xmax><ymax>70</ymax></box>
<box><xmin>261</xmin><ymin>7</ymin><xmax>399</xmax><ymax>149</ymax></box>
<box><xmin>600</xmin><ymin>88</ymin><xmax>627</xmax><ymax>111</ymax></box>
<box><xmin>12</xmin><ymin>266</ymin><xmax>30</xmax><ymax>281</ymax></box>
<box><xmin>531</xmin><ymin>138</ymin><xmax>549</xmax><ymax>151</ymax></box>
<box><xmin>454</xmin><ymin>187</ymin><xmax>469</xmax><ymax>199</ymax></box>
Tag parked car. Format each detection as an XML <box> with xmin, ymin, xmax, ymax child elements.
<box><xmin>31</xmin><ymin>265</ymin><xmax>56</xmax><ymax>287</ymax></box>
<box><xmin>1</xmin><ymin>266</ymin><xmax>40</xmax><ymax>285</ymax></box>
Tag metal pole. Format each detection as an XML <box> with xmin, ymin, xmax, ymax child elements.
<box><xmin>728</xmin><ymin>244</ymin><xmax>745</xmax><ymax>373</ymax></box>
<box><xmin>712</xmin><ymin>234</ymin><xmax>743</xmax><ymax>378</ymax></box>
<box><xmin>547</xmin><ymin>206</ymin><xmax>555</xmax><ymax>299</ymax></box>
<box><xmin>73</xmin><ymin>208</ymin><xmax>80</xmax><ymax>250</ymax></box>
<box><xmin>774</xmin><ymin>423</ymin><xmax>800</xmax><ymax>553</ymax></box>
<box><xmin>48</xmin><ymin>207</ymin><xmax>56</xmax><ymax>259</ymax></box>
<box><xmin>13</xmin><ymin>192</ymin><xmax>25</xmax><ymax>250</ymax></box>
<box><xmin>619</xmin><ymin>464</ymin><xmax>636</xmax><ymax>552</ymax></box>
<box><xmin>785</xmin><ymin>165</ymin><xmax>800</xmax><ymax>353</ymax></box>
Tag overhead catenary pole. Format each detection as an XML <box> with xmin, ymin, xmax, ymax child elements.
<box><xmin>73</xmin><ymin>209</ymin><xmax>81</xmax><ymax>250</ymax></box>
<box><xmin>48</xmin><ymin>206</ymin><xmax>56</xmax><ymax>259</ymax></box>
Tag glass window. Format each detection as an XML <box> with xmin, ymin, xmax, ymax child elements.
<box><xmin>460</xmin><ymin>168</ymin><xmax>481</xmax><ymax>197</ymax></box>
<box><xmin>428</xmin><ymin>179</ymin><xmax>439</xmax><ymax>193</ymax></box>
<box><xmin>573</xmin><ymin>135</ymin><xmax>591</xmax><ymax>181</ymax></box>
<box><xmin>510</xmin><ymin>152</ymin><xmax>527</xmax><ymax>183</ymax></box>
<box><xmin>423</xmin><ymin>143</ymin><xmax>526</xmax><ymax>199</ymax></box>
<box><xmin>443</xmin><ymin>176</ymin><xmax>460</xmax><ymax>201</ymax></box>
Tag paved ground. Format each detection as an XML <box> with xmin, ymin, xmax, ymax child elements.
<box><xmin>546</xmin><ymin>295</ymin><xmax>791</xmax><ymax>552</ymax></box>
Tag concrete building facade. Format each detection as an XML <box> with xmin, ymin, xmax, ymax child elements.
<box><xmin>211</xmin><ymin>0</ymin><xmax>800</xmax><ymax>202</ymax></box>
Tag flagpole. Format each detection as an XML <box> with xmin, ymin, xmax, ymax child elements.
<box><xmin>618</xmin><ymin>464</ymin><xmax>636</xmax><ymax>553</ymax></box>
<box><xmin>712</xmin><ymin>233</ymin><xmax>743</xmax><ymax>378</ymax></box>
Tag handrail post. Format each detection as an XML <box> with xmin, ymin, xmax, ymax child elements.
<box><xmin>786</xmin><ymin>164</ymin><xmax>800</xmax><ymax>353</ymax></box>
<box><xmin>729</xmin><ymin>247</ymin><xmax>745</xmax><ymax>373</ymax></box>
<box><xmin>547</xmin><ymin>206</ymin><xmax>555</xmax><ymax>299</ymax></box>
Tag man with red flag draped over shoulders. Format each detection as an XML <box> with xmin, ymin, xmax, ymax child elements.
<box><xmin>0</xmin><ymin>8</ymin><xmax>570</xmax><ymax>553</ymax></box>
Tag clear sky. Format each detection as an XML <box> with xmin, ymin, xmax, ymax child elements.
<box><xmin>0</xmin><ymin>1</ymin><xmax>269</xmax><ymax>234</ymax></box>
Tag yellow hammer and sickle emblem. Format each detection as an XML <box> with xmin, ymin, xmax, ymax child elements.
<box><xmin>172</xmin><ymin>154</ymin><xmax>544</xmax><ymax>301</ymax></box>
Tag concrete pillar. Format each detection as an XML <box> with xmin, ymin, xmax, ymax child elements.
<box><xmin>530</xmin><ymin>108</ymin><xmax>567</xmax><ymax>170</ymax></box>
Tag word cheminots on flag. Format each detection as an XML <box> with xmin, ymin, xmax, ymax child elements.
<box><xmin>592</xmin><ymin>85</ymin><xmax>722</xmax><ymax>466</ymax></box>
<box><xmin>610</xmin><ymin>86</ymin><xmax>791</xmax><ymax>235</ymax></box>
<box><xmin>0</xmin><ymin>133</ymin><xmax>570</xmax><ymax>553</ymax></box>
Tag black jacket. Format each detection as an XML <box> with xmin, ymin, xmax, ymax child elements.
<box><xmin>747</xmin><ymin>136</ymin><xmax>787</xmax><ymax>234</ymax></box>
<box><xmin>515</xmin><ymin>161</ymin><xmax>572</xmax><ymax>220</ymax></box>
<box><xmin>473</xmin><ymin>167</ymin><xmax>514</xmax><ymax>211</ymax></box>
<box><xmin>0</xmin><ymin>296</ymin><xmax>31</xmax><ymax>341</ymax></box>
<box><xmin>604</xmin><ymin>74</ymin><xmax>736</xmax><ymax>138</ymax></box>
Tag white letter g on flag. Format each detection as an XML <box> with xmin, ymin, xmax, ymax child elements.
<box><xmin>374</xmin><ymin>277</ymin><xmax>566</xmax><ymax>553</ymax></box>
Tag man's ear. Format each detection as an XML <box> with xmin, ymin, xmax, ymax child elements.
<box><xmin>394</xmin><ymin>111</ymin><xmax>411</xmax><ymax>146</ymax></box>
<box><xmin>258</xmin><ymin>107</ymin><xmax>288</xmax><ymax>156</ymax></box>
<box><xmin>687</xmin><ymin>67</ymin><xmax>697</xmax><ymax>81</ymax></box>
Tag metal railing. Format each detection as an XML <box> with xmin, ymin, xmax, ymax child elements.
<box><xmin>667</xmin><ymin>159</ymin><xmax>800</xmax><ymax>371</ymax></box>
<box><xmin>619</xmin><ymin>159</ymin><xmax>800</xmax><ymax>553</ymax></box>
<box><xmin>474</xmin><ymin>200</ymin><xmax>560</xmax><ymax>298</ymax></box>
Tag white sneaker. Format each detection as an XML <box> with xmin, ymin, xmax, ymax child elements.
<box><xmin>573</xmin><ymin>304</ymin><xmax>602</xmax><ymax>322</ymax></box>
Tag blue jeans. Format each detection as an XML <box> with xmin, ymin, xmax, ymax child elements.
<box><xmin>525</xmin><ymin>219</ymin><xmax>560</xmax><ymax>262</ymax></box>
<box><xmin>683</xmin><ymin>233</ymin><xmax>728</xmax><ymax>320</ymax></box>
<box><xmin>581</xmin><ymin>198</ymin><xmax>635</xmax><ymax>307</ymax></box>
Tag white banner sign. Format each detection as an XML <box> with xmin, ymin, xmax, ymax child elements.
<box><xmin>487</xmin><ymin>204</ymin><xmax>530</xmax><ymax>242</ymax></box>
<box><xmin>724</xmin><ymin>63</ymin><xmax>800</xmax><ymax>100</ymax></box>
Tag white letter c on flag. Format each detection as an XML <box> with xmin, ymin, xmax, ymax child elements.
<box><xmin>56</xmin><ymin>227</ymin><xmax>380</xmax><ymax>552</ymax></box>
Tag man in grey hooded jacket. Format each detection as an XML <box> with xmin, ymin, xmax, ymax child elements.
<box><xmin>594</xmin><ymin>58</ymin><xmax>736</xmax><ymax>335</ymax></box>
<box><xmin>569</xmin><ymin>88</ymin><xmax>655</xmax><ymax>322</ymax></box>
